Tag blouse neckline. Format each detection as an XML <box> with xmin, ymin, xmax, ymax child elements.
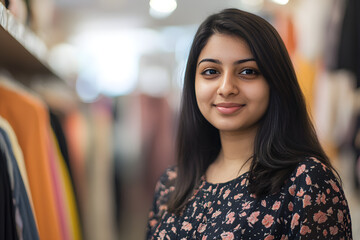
<box><xmin>201</xmin><ymin>171</ymin><xmax>249</xmax><ymax>188</ymax></box>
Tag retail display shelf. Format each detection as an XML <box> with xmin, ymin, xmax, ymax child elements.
<box><xmin>0</xmin><ymin>2</ymin><xmax>63</xmax><ymax>79</ymax></box>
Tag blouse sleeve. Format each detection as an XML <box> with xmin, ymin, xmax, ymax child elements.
<box><xmin>284</xmin><ymin>158</ymin><xmax>353</xmax><ymax>239</ymax></box>
<box><xmin>145</xmin><ymin>166</ymin><xmax>176</xmax><ymax>239</ymax></box>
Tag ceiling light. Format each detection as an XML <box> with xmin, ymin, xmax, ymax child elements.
<box><xmin>271</xmin><ymin>0</ymin><xmax>289</xmax><ymax>5</ymax></box>
<box><xmin>149</xmin><ymin>0</ymin><xmax>177</xmax><ymax>18</ymax></box>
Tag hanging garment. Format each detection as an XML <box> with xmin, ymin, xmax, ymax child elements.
<box><xmin>336</xmin><ymin>0</ymin><xmax>360</xmax><ymax>88</ymax></box>
<box><xmin>46</xmin><ymin>127</ymin><xmax>71</xmax><ymax>240</ymax></box>
<box><xmin>51</xmin><ymin>130</ymin><xmax>82</xmax><ymax>240</ymax></box>
<box><xmin>0</xmin><ymin>128</ymin><xmax>39</xmax><ymax>240</ymax></box>
<box><xmin>0</xmin><ymin>78</ymin><xmax>62</xmax><ymax>240</ymax></box>
<box><xmin>0</xmin><ymin>116</ymin><xmax>36</xmax><ymax>221</ymax></box>
<box><xmin>0</xmin><ymin>135</ymin><xmax>18</xmax><ymax>240</ymax></box>
<box><xmin>50</xmin><ymin>110</ymin><xmax>83</xmax><ymax>236</ymax></box>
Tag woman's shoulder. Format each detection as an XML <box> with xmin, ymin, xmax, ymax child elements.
<box><xmin>285</xmin><ymin>157</ymin><xmax>344</xmax><ymax>197</ymax></box>
<box><xmin>158</xmin><ymin>165</ymin><xmax>177</xmax><ymax>185</ymax></box>
<box><xmin>153</xmin><ymin>165</ymin><xmax>178</xmax><ymax>197</ymax></box>
<box><xmin>289</xmin><ymin>157</ymin><xmax>338</xmax><ymax>184</ymax></box>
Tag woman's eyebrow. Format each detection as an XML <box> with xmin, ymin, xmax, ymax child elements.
<box><xmin>197</xmin><ymin>58</ymin><xmax>256</xmax><ymax>66</ymax></box>
<box><xmin>197</xmin><ymin>58</ymin><xmax>221</xmax><ymax>66</ymax></box>
<box><xmin>234</xmin><ymin>58</ymin><xmax>256</xmax><ymax>64</ymax></box>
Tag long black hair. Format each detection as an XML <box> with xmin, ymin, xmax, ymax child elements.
<box><xmin>167</xmin><ymin>8</ymin><xmax>337</xmax><ymax>215</ymax></box>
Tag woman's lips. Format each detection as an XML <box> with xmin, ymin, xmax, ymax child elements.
<box><xmin>214</xmin><ymin>103</ymin><xmax>245</xmax><ymax>114</ymax></box>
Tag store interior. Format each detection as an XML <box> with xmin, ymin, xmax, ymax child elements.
<box><xmin>0</xmin><ymin>0</ymin><xmax>359</xmax><ymax>239</ymax></box>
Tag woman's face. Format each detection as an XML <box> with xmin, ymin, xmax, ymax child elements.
<box><xmin>195</xmin><ymin>33</ymin><xmax>269</xmax><ymax>134</ymax></box>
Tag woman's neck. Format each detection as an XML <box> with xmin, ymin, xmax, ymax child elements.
<box><xmin>205</xmin><ymin>128</ymin><xmax>257</xmax><ymax>184</ymax></box>
<box><xmin>219</xmin><ymin>128</ymin><xmax>256</xmax><ymax>165</ymax></box>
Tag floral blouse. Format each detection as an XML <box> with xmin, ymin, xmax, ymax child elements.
<box><xmin>146</xmin><ymin>158</ymin><xmax>353</xmax><ymax>239</ymax></box>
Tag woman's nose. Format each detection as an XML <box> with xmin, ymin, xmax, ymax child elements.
<box><xmin>217</xmin><ymin>73</ymin><xmax>239</xmax><ymax>97</ymax></box>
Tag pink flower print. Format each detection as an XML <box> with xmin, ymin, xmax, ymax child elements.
<box><xmin>159</xmin><ymin>204</ymin><xmax>167</xmax><ymax>211</ymax></box>
<box><xmin>323</xmin><ymin>229</ymin><xmax>328</xmax><ymax>237</ymax></box>
<box><xmin>316</xmin><ymin>193</ymin><xmax>326</xmax><ymax>205</ymax></box>
<box><xmin>220</xmin><ymin>232</ymin><xmax>234</xmax><ymax>240</ymax></box>
<box><xmin>240</xmin><ymin>212</ymin><xmax>247</xmax><ymax>217</ymax></box>
<box><xmin>288</xmin><ymin>185</ymin><xmax>296</xmax><ymax>196</ymax></box>
<box><xmin>234</xmin><ymin>193</ymin><xmax>243</xmax><ymax>200</ymax></box>
<box><xmin>219</xmin><ymin>187</ymin><xmax>225</xmax><ymax>195</ymax></box>
<box><xmin>197</xmin><ymin>223</ymin><xmax>207</xmax><ymax>233</ymax></box>
<box><xmin>171</xmin><ymin>227</ymin><xmax>176</xmax><ymax>233</ymax></box>
<box><xmin>262</xmin><ymin>214</ymin><xmax>274</xmax><ymax>228</ymax></box>
<box><xmin>241</xmin><ymin>178</ymin><xmax>247</xmax><ymax>186</ymax></box>
<box><xmin>313</xmin><ymin>211</ymin><xmax>328</xmax><ymax>224</ymax></box>
<box><xmin>212</xmin><ymin>210</ymin><xmax>221</xmax><ymax>218</ymax></box>
<box><xmin>234</xmin><ymin>224</ymin><xmax>241</xmax><ymax>230</ymax></box>
<box><xmin>181</xmin><ymin>221</ymin><xmax>193</xmax><ymax>231</ymax></box>
<box><xmin>288</xmin><ymin>202</ymin><xmax>294</xmax><ymax>211</ymax></box>
<box><xmin>280</xmin><ymin>235</ymin><xmax>289</xmax><ymax>240</ymax></box>
<box><xmin>208</xmin><ymin>207</ymin><xmax>213</xmax><ymax>214</ymax></box>
<box><xmin>262</xmin><ymin>200</ymin><xmax>267</xmax><ymax>207</ymax></box>
<box><xmin>337</xmin><ymin>209</ymin><xmax>344</xmax><ymax>223</ymax></box>
<box><xmin>329</xmin><ymin>180</ymin><xmax>340</xmax><ymax>192</ymax></box>
<box><xmin>311</xmin><ymin>157</ymin><xmax>320</xmax><ymax>163</ymax></box>
<box><xmin>201</xmin><ymin>236</ymin><xmax>208</xmax><ymax>240</ymax></box>
<box><xmin>303</xmin><ymin>195</ymin><xmax>311</xmax><ymax>208</ymax></box>
<box><xmin>327</xmin><ymin>207</ymin><xmax>333</xmax><ymax>215</ymax></box>
<box><xmin>250</xmin><ymin>193</ymin><xmax>257</xmax><ymax>198</ymax></box>
<box><xmin>300</xmin><ymin>225</ymin><xmax>311</xmax><ymax>235</ymax></box>
<box><xmin>167</xmin><ymin>170</ymin><xmax>177</xmax><ymax>180</ymax></box>
<box><xmin>321</xmin><ymin>162</ymin><xmax>328</xmax><ymax>172</ymax></box>
<box><xmin>326</xmin><ymin>188</ymin><xmax>330</xmax><ymax>194</ymax></box>
<box><xmin>306</xmin><ymin>175</ymin><xmax>312</xmax><ymax>185</ymax></box>
<box><xmin>218</xmin><ymin>200</ymin><xmax>221</xmax><ymax>205</ymax></box>
<box><xmin>223</xmin><ymin>189</ymin><xmax>231</xmax><ymax>199</ymax></box>
<box><xmin>296</xmin><ymin>164</ymin><xmax>306</xmax><ymax>177</ymax></box>
<box><xmin>296</xmin><ymin>188</ymin><xmax>305</xmax><ymax>197</ymax></box>
<box><xmin>166</xmin><ymin>217</ymin><xmax>175</xmax><ymax>224</ymax></box>
<box><xmin>264</xmin><ymin>235</ymin><xmax>274</xmax><ymax>240</ymax></box>
<box><xmin>159</xmin><ymin>230</ymin><xmax>166</xmax><ymax>239</ymax></box>
<box><xmin>226</xmin><ymin>212</ymin><xmax>235</xmax><ymax>224</ymax></box>
<box><xmin>272</xmin><ymin>201</ymin><xmax>281</xmax><ymax>211</ymax></box>
<box><xmin>149</xmin><ymin>219</ymin><xmax>158</xmax><ymax>227</ymax></box>
<box><xmin>330</xmin><ymin>226</ymin><xmax>339</xmax><ymax>235</ymax></box>
<box><xmin>332</xmin><ymin>196</ymin><xmax>339</xmax><ymax>204</ymax></box>
<box><xmin>247</xmin><ymin>211</ymin><xmax>260</xmax><ymax>225</ymax></box>
<box><xmin>242</xmin><ymin>201</ymin><xmax>251</xmax><ymax>209</ymax></box>
<box><xmin>290</xmin><ymin>213</ymin><xmax>300</xmax><ymax>229</ymax></box>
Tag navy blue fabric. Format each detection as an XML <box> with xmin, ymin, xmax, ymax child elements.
<box><xmin>0</xmin><ymin>128</ymin><xmax>39</xmax><ymax>240</ymax></box>
<box><xmin>0</xmin><ymin>137</ymin><xmax>18</xmax><ymax>240</ymax></box>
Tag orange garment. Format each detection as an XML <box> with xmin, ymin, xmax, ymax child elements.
<box><xmin>293</xmin><ymin>53</ymin><xmax>317</xmax><ymax>115</ymax></box>
<box><xmin>0</xmin><ymin>80</ymin><xmax>63</xmax><ymax>240</ymax></box>
<box><xmin>274</xmin><ymin>11</ymin><xmax>297</xmax><ymax>57</ymax></box>
<box><xmin>63</xmin><ymin>110</ymin><xmax>89</xmax><ymax>222</ymax></box>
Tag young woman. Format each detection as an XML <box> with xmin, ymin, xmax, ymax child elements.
<box><xmin>146</xmin><ymin>8</ymin><xmax>353</xmax><ymax>239</ymax></box>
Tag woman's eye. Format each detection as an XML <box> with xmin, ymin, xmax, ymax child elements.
<box><xmin>240</xmin><ymin>69</ymin><xmax>257</xmax><ymax>75</ymax></box>
<box><xmin>202</xmin><ymin>69</ymin><xmax>219</xmax><ymax>75</ymax></box>
<box><xmin>239</xmin><ymin>68</ymin><xmax>260</xmax><ymax>79</ymax></box>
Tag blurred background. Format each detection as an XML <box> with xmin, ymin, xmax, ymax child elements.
<box><xmin>0</xmin><ymin>0</ymin><xmax>359</xmax><ymax>239</ymax></box>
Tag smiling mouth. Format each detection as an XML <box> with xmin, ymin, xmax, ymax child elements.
<box><xmin>214</xmin><ymin>103</ymin><xmax>245</xmax><ymax>114</ymax></box>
